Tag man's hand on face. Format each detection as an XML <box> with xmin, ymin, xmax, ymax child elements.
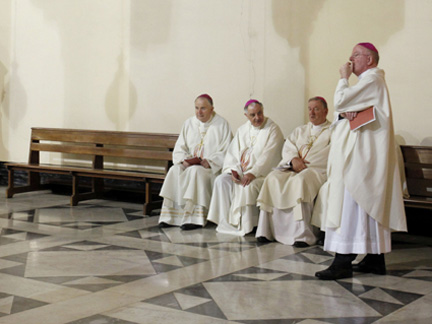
<box><xmin>340</xmin><ymin>62</ymin><xmax>353</xmax><ymax>79</ymax></box>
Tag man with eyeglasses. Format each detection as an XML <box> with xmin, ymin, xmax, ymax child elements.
<box><xmin>207</xmin><ymin>99</ymin><xmax>284</xmax><ymax>236</ymax></box>
<box><xmin>313</xmin><ymin>42</ymin><xmax>407</xmax><ymax>280</ymax></box>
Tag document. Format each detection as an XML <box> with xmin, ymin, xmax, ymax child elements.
<box><xmin>184</xmin><ymin>157</ymin><xmax>202</xmax><ymax>165</ymax></box>
<box><xmin>349</xmin><ymin>106</ymin><xmax>376</xmax><ymax>131</ymax></box>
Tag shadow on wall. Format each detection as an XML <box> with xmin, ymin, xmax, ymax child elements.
<box><xmin>271</xmin><ymin>0</ymin><xmax>405</xmax><ymax>108</ymax></box>
<box><xmin>0</xmin><ymin>59</ymin><xmax>8</xmax><ymax>158</ymax></box>
<box><xmin>126</xmin><ymin>0</ymin><xmax>173</xmax><ymax>130</ymax></box>
<box><xmin>104</xmin><ymin>53</ymin><xmax>138</xmax><ymax>130</ymax></box>
<box><xmin>2</xmin><ymin>61</ymin><xmax>27</xmax><ymax>130</ymax></box>
<box><xmin>420</xmin><ymin>137</ymin><xmax>432</xmax><ymax>146</ymax></box>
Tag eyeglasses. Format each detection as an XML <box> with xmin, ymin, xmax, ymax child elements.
<box><xmin>350</xmin><ymin>53</ymin><xmax>369</xmax><ymax>59</ymax></box>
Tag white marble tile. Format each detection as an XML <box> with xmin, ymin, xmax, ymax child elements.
<box><xmin>204</xmin><ymin>281</ymin><xmax>380</xmax><ymax>320</ymax></box>
<box><xmin>174</xmin><ymin>292</ymin><xmax>212</xmax><ymax>310</ymax></box>
<box><xmin>259</xmin><ymin>258</ymin><xmax>325</xmax><ymax>277</ymax></box>
<box><xmin>104</xmin><ymin>301</ymin><xmax>237</xmax><ymax>324</ymax></box>
<box><xmin>359</xmin><ymin>287</ymin><xmax>404</xmax><ymax>305</ymax></box>
<box><xmin>0</xmin><ymin>290</ymin><xmax>140</xmax><ymax>324</ymax></box>
<box><xmin>0</xmin><ymin>273</ymin><xmax>90</xmax><ymax>303</ymax></box>
<box><xmin>344</xmin><ymin>274</ymin><xmax>432</xmax><ymax>295</ymax></box>
<box><xmin>0</xmin><ymin>237</ymin><xmax>81</xmax><ymax>258</ymax></box>
<box><xmin>375</xmin><ymin>293</ymin><xmax>432</xmax><ymax>323</ymax></box>
<box><xmin>0</xmin><ymin>258</ymin><xmax>21</xmax><ymax>270</ymax></box>
<box><xmin>162</xmin><ymin>226</ymin><xmax>257</xmax><ymax>244</ymax></box>
<box><xmin>34</xmin><ymin>207</ymin><xmax>128</xmax><ymax>223</ymax></box>
<box><xmin>24</xmin><ymin>250</ymin><xmax>156</xmax><ymax>277</ymax></box>
<box><xmin>107</xmin><ymin>244</ymin><xmax>294</xmax><ymax>300</ymax></box>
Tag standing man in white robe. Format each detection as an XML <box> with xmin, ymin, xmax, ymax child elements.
<box><xmin>159</xmin><ymin>94</ymin><xmax>232</xmax><ymax>230</ymax></box>
<box><xmin>314</xmin><ymin>43</ymin><xmax>407</xmax><ymax>280</ymax></box>
<box><xmin>256</xmin><ymin>96</ymin><xmax>331</xmax><ymax>246</ymax></box>
<box><xmin>207</xmin><ymin>99</ymin><xmax>284</xmax><ymax>236</ymax></box>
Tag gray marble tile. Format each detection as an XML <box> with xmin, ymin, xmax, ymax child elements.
<box><xmin>0</xmin><ymin>187</ymin><xmax>431</xmax><ymax>323</ymax></box>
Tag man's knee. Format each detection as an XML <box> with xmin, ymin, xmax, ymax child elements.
<box><xmin>214</xmin><ymin>173</ymin><xmax>232</xmax><ymax>189</ymax></box>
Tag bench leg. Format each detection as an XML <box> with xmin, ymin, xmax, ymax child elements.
<box><xmin>71</xmin><ymin>174</ymin><xmax>80</xmax><ymax>206</ymax></box>
<box><xmin>6</xmin><ymin>169</ymin><xmax>15</xmax><ymax>198</ymax></box>
<box><xmin>143</xmin><ymin>182</ymin><xmax>163</xmax><ymax>216</ymax></box>
<box><xmin>71</xmin><ymin>175</ymin><xmax>104</xmax><ymax>206</ymax></box>
<box><xmin>6</xmin><ymin>169</ymin><xmax>47</xmax><ymax>198</ymax></box>
<box><xmin>92</xmin><ymin>178</ymin><xmax>104</xmax><ymax>196</ymax></box>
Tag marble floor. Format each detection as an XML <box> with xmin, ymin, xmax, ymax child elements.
<box><xmin>0</xmin><ymin>187</ymin><xmax>431</xmax><ymax>324</ymax></box>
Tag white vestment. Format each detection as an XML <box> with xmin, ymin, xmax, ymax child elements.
<box><xmin>159</xmin><ymin>113</ymin><xmax>232</xmax><ymax>226</ymax></box>
<box><xmin>207</xmin><ymin>118</ymin><xmax>284</xmax><ymax>236</ymax></box>
<box><xmin>312</xmin><ymin>68</ymin><xmax>407</xmax><ymax>254</ymax></box>
<box><xmin>256</xmin><ymin>121</ymin><xmax>332</xmax><ymax>245</ymax></box>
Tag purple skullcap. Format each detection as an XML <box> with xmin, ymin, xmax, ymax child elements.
<box><xmin>357</xmin><ymin>42</ymin><xmax>379</xmax><ymax>54</ymax></box>
<box><xmin>196</xmin><ymin>94</ymin><xmax>213</xmax><ymax>105</ymax></box>
<box><xmin>315</xmin><ymin>96</ymin><xmax>327</xmax><ymax>105</ymax></box>
<box><xmin>244</xmin><ymin>99</ymin><xmax>260</xmax><ymax>108</ymax></box>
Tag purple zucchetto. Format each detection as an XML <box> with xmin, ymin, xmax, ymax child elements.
<box><xmin>244</xmin><ymin>99</ymin><xmax>260</xmax><ymax>109</ymax></box>
<box><xmin>315</xmin><ymin>96</ymin><xmax>327</xmax><ymax>106</ymax></box>
<box><xmin>357</xmin><ymin>42</ymin><xmax>379</xmax><ymax>54</ymax></box>
<box><xmin>196</xmin><ymin>94</ymin><xmax>213</xmax><ymax>105</ymax></box>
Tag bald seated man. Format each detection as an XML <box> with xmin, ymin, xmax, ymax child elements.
<box><xmin>159</xmin><ymin>94</ymin><xmax>232</xmax><ymax>230</ymax></box>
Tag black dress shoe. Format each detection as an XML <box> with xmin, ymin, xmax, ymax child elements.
<box><xmin>316</xmin><ymin>231</ymin><xmax>325</xmax><ymax>246</ymax></box>
<box><xmin>180</xmin><ymin>224</ymin><xmax>201</xmax><ymax>231</ymax></box>
<box><xmin>316</xmin><ymin>238</ymin><xmax>325</xmax><ymax>246</ymax></box>
<box><xmin>315</xmin><ymin>265</ymin><xmax>353</xmax><ymax>280</ymax></box>
<box><xmin>293</xmin><ymin>241</ymin><xmax>309</xmax><ymax>248</ymax></box>
<box><xmin>353</xmin><ymin>254</ymin><xmax>386</xmax><ymax>275</ymax></box>
<box><xmin>158</xmin><ymin>222</ymin><xmax>174</xmax><ymax>228</ymax></box>
<box><xmin>257</xmin><ymin>236</ymin><xmax>272</xmax><ymax>243</ymax></box>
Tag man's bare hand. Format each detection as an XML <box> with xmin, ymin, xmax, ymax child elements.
<box><xmin>341</xmin><ymin>111</ymin><xmax>358</xmax><ymax>121</ymax></box>
<box><xmin>340</xmin><ymin>62</ymin><xmax>352</xmax><ymax>79</ymax></box>
<box><xmin>200</xmin><ymin>159</ymin><xmax>211</xmax><ymax>169</ymax></box>
<box><xmin>291</xmin><ymin>157</ymin><xmax>309</xmax><ymax>173</ymax></box>
<box><xmin>182</xmin><ymin>161</ymin><xmax>191</xmax><ymax>168</ymax></box>
<box><xmin>241</xmin><ymin>173</ymin><xmax>256</xmax><ymax>186</ymax></box>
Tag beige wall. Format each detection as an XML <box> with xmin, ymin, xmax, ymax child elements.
<box><xmin>1</xmin><ymin>0</ymin><xmax>431</xmax><ymax>162</ymax></box>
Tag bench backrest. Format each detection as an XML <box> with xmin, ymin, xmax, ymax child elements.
<box><xmin>29</xmin><ymin>128</ymin><xmax>178</xmax><ymax>171</ymax></box>
<box><xmin>400</xmin><ymin>145</ymin><xmax>432</xmax><ymax>198</ymax></box>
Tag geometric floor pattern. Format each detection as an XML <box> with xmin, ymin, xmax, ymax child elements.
<box><xmin>0</xmin><ymin>187</ymin><xmax>431</xmax><ymax>323</ymax></box>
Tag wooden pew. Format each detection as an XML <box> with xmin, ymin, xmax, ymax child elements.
<box><xmin>400</xmin><ymin>145</ymin><xmax>432</xmax><ymax>210</ymax></box>
<box><xmin>6</xmin><ymin>128</ymin><xmax>178</xmax><ymax>215</ymax></box>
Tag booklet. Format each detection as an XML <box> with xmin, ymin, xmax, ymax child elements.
<box><xmin>349</xmin><ymin>106</ymin><xmax>376</xmax><ymax>131</ymax></box>
<box><xmin>184</xmin><ymin>157</ymin><xmax>202</xmax><ymax>165</ymax></box>
<box><xmin>231</xmin><ymin>169</ymin><xmax>241</xmax><ymax>180</ymax></box>
<box><xmin>273</xmin><ymin>163</ymin><xmax>292</xmax><ymax>172</ymax></box>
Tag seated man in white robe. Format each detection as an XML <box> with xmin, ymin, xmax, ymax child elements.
<box><xmin>256</xmin><ymin>96</ymin><xmax>331</xmax><ymax>247</ymax></box>
<box><xmin>312</xmin><ymin>43</ymin><xmax>407</xmax><ymax>280</ymax></box>
<box><xmin>158</xmin><ymin>94</ymin><xmax>232</xmax><ymax>230</ymax></box>
<box><xmin>207</xmin><ymin>99</ymin><xmax>284</xmax><ymax>236</ymax></box>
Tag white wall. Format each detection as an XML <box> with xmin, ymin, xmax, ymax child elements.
<box><xmin>1</xmin><ymin>0</ymin><xmax>431</xmax><ymax>163</ymax></box>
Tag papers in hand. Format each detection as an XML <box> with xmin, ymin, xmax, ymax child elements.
<box><xmin>184</xmin><ymin>157</ymin><xmax>202</xmax><ymax>165</ymax></box>
<box><xmin>231</xmin><ymin>169</ymin><xmax>243</xmax><ymax>180</ymax></box>
<box><xmin>349</xmin><ymin>106</ymin><xmax>376</xmax><ymax>131</ymax></box>
<box><xmin>273</xmin><ymin>162</ymin><xmax>291</xmax><ymax>172</ymax></box>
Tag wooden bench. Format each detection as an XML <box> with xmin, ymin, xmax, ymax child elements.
<box><xmin>6</xmin><ymin>128</ymin><xmax>178</xmax><ymax>214</ymax></box>
<box><xmin>400</xmin><ymin>145</ymin><xmax>432</xmax><ymax>210</ymax></box>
